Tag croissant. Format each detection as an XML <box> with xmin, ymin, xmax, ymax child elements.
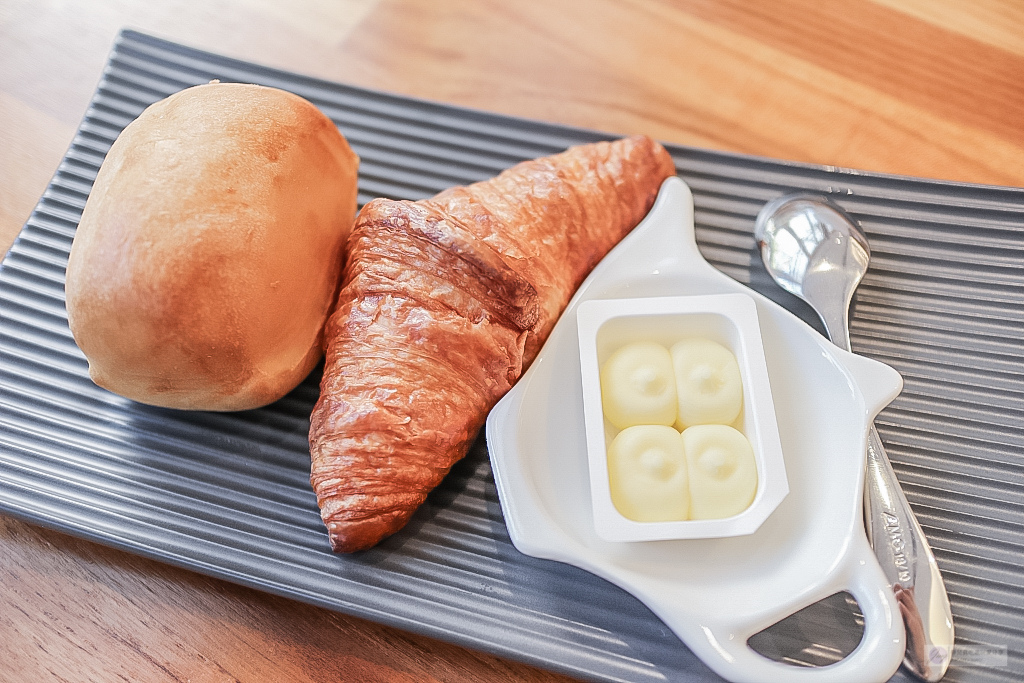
<box><xmin>309</xmin><ymin>135</ymin><xmax>676</xmax><ymax>552</ymax></box>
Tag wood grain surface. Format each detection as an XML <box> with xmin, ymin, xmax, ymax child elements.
<box><xmin>1</xmin><ymin>1</ymin><xmax>1022</xmax><ymax>681</ymax></box>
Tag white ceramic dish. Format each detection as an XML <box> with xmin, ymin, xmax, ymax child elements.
<box><xmin>486</xmin><ymin>177</ymin><xmax>907</xmax><ymax>683</ymax></box>
<box><xmin>576</xmin><ymin>293</ymin><xmax>789</xmax><ymax>542</ymax></box>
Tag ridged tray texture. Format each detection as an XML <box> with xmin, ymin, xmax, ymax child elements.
<box><xmin>2</xmin><ymin>29</ymin><xmax>1023</xmax><ymax>682</ymax></box>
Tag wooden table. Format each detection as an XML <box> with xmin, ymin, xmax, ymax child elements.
<box><xmin>2</xmin><ymin>1</ymin><xmax>1022</xmax><ymax>680</ymax></box>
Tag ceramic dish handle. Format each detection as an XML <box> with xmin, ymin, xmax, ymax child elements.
<box><xmin>684</xmin><ymin>540</ymin><xmax>905</xmax><ymax>683</ymax></box>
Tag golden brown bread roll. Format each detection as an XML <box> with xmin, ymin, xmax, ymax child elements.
<box><xmin>309</xmin><ymin>135</ymin><xmax>676</xmax><ymax>551</ymax></box>
<box><xmin>65</xmin><ymin>82</ymin><xmax>359</xmax><ymax>411</ymax></box>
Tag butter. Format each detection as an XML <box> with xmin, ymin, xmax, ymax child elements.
<box><xmin>600</xmin><ymin>336</ymin><xmax>756</xmax><ymax>523</ymax></box>
<box><xmin>600</xmin><ymin>341</ymin><xmax>677</xmax><ymax>430</ymax></box>
<box><xmin>607</xmin><ymin>425</ymin><xmax>690</xmax><ymax>522</ymax></box>
<box><xmin>578</xmin><ymin>294</ymin><xmax>787</xmax><ymax>541</ymax></box>
<box><xmin>682</xmin><ymin>424</ymin><xmax>758</xmax><ymax>519</ymax></box>
<box><xmin>671</xmin><ymin>338</ymin><xmax>743</xmax><ymax>428</ymax></box>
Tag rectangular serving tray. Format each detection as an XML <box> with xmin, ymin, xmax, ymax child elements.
<box><xmin>2</xmin><ymin>29</ymin><xmax>1023</xmax><ymax>682</ymax></box>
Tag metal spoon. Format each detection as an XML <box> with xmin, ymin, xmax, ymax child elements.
<box><xmin>754</xmin><ymin>194</ymin><xmax>954</xmax><ymax>682</ymax></box>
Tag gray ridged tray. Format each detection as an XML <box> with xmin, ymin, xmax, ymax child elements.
<box><xmin>1</xmin><ymin>29</ymin><xmax>1022</xmax><ymax>682</ymax></box>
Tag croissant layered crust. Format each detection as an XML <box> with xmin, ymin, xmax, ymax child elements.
<box><xmin>310</xmin><ymin>135</ymin><xmax>676</xmax><ymax>552</ymax></box>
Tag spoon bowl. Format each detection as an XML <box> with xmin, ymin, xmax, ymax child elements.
<box><xmin>754</xmin><ymin>194</ymin><xmax>870</xmax><ymax>350</ymax></box>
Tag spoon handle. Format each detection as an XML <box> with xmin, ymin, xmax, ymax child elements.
<box><xmin>820</xmin><ymin>308</ymin><xmax>953</xmax><ymax>679</ymax></box>
<box><xmin>864</xmin><ymin>425</ymin><xmax>954</xmax><ymax>681</ymax></box>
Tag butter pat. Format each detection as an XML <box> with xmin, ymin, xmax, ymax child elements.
<box><xmin>672</xmin><ymin>338</ymin><xmax>742</xmax><ymax>427</ymax></box>
<box><xmin>577</xmin><ymin>293</ymin><xmax>789</xmax><ymax>541</ymax></box>
<box><xmin>600</xmin><ymin>342</ymin><xmax>678</xmax><ymax>429</ymax></box>
<box><xmin>683</xmin><ymin>424</ymin><xmax>758</xmax><ymax>519</ymax></box>
<box><xmin>607</xmin><ymin>425</ymin><xmax>690</xmax><ymax>522</ymax></box>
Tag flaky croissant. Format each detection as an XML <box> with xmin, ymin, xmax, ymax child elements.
<box><xmin>309</xmin><ymin>135</ymin><xmax>676</xmax><ymax>552</ymax></box>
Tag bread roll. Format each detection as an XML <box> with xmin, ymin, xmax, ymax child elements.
<box><xmin>65</xmin><ymin>82</ymin><xmax>359</xmax><ymax>411</ymax></box>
